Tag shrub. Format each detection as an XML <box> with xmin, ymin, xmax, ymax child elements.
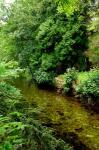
<box><xmin>0</xmin><ymin>84</ymin><xmax>72</xmax><ymax>150</ymax></box>
<box><xmin>34</xmin><ymin>68</ymin><xmax>55</xmax><ymax>86</ymax></box>
<box><xmin>0</xmin><ymin>59</ymin><xmax>72</xmax><ymax>150</ymax></box>
<box><xmin>63</xmin><ymin>68</ymin><xmax>78</xmax><ymax>93</ymax></box>
<box><xmin>0</xmin><ymin>115</ymin><xmax>72</xmax><ymax>150</ymax></box>
<box><xmin>75</xmin><ymin>69</ymin><xmax>99</xmax><ymax>100</ymax></box>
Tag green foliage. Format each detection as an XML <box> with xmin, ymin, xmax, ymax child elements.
<box><xmin>41</xmin><ymin>54</ymin><xmax>56</xmax><ymax>71</ymax></box>
<box><xmin>0</xmin><ymin>85</ymin><xmax>72</xmax><ymax>150</ymax></box>
<box><xmin>63</xmin><ymin>68</ymin><xmax>78</xmax><ymax>93</ymax></box>
<box><xmin>1</xmin><ymin>0</ymin><xmax>88</xmax><ymax>85</ymax></box>
<box><xmin>0</xmin><ymin>0</ymin><xmax>7</xmax><ymax>21</ymax></box>
<box><xmin>0</xmin><ymin>82</ymin><xmax>21</xmax><ymax>115</ymax></box>
<box><xmin>0</xmin><ymin>0</ymin><xmax>98</xmax><ymax>148</ymax></box>
<box><xmin>56</xmin><ymin>0</ymin><xmax>97</xmax><ymax>17</ymax></box>
<box><xmin>0</xmin><ymin>57</ymin><xmax>72</xmax><ymax>150</ymax></box>
<box><xmin>0</xmin><ymin>61</ymin><xmax>22</xmax><ymax>80</ymax></box>
<box><xmin>87</xmin><ymin>33</ymin><xmax>99</xmax><ymax>67</ymax></box>
<box><xmin>87</xmin><ymin>0</ymin><xmax>99</xmax><ymax>33</ymax></box>
<box><xmin>56</xmin><ymin>0</ymin><xmax>79</xmax><ymax>15</ymax></box>
<box><xmin>0</xmin><ymin>113</ymin><xmax>72</xmax><ymax>150</ymax></box>
<box><xmin>0</xmin><ymin>59</ymin><xmax>22</xmax><ymax>116</ymax></box>
<box><xmin>34</xmin><ymin>68</ymin><xmax>55</xmax><ymax>85</ymax></box>
<box><xmin>86</xmin><ymin>1</ymin><xmax>99</xmax><ymax>67</ymax></box>
<box><xmin>75</xmin><ymin>69</ymin><xmax>99</xmax><ymax>99</ymax></box>
<box><xmin>0</xmin><ymin>82</ymin><xmax>21</xmax><ymax>99</ymax></box>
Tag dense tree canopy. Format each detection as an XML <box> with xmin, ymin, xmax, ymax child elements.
<box><xmin>1</xmin><ymin>0</ymin><xmax>90</xmax><ymax>85</ymax></box>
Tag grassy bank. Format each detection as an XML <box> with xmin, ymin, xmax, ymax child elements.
<box><xmin>55</xmin><ymin>69</ymin><xmax>99</xmax><ymax>105</ymax></box>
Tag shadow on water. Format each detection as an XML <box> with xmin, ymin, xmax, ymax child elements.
<box><xmin>13</xmin><ymin>78</ymin><xmax>99</xmax><ymax>150</ymax></box>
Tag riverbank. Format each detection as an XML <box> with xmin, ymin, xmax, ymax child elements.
<box><xmin>23</xmin><ymin>68</ymin><xmax>99</xmax><ymax>113</ymax></box>
<box><xmin>54</xmin><ymin>69</ymin><xmax>99</xmax><ymax>113</ymax></box>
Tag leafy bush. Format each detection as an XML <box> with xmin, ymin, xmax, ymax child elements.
<box><xmin>63</xmin><ymin>68</ymin><xmax>78</xmax><ymax>93</ymax></box>
<box><xmin>0</xmin><ymin>84</ymin><xmax>72</xmax><ymax>150</ymax></box>
<box><xmin>0</xmin><ymin>82</ymin><xmax>21</xmax><ymax>98</ymax></box>
<box><xmin>0</xmin><ymin>114</ymin><xmax>72</xmax><ymax>150</ymax></box>
<box><xmin>75</xmin><ymin>70</ymin><xmax>99</xmax><ymax>99</ymax></box>
<box><xmin>0</xmin><ymin>61</ymin><xmax>22</xmax><ymax>80</ymax></box>
<box><xmin>0</xmin><ymin>82</ymin><xmax>22</xmax><ymax>116</ymax></box>
<box><xmin>34</xmin><ymin>68</ymin><xmax>55</xmax><ymax>85</ymax></box>
<box><xmin>0</xmin><ymin>60</ymin><xmax>72</xmax><ymax>150</ymax></box>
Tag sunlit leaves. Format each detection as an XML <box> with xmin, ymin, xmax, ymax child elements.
<box><xmin>56</xmin><ymin>0</ymin><xmax>80</xmax><ymax>15</ymax></box>
<box><xmin>0</xmin><ymin>61</ymin><xmax>22</xmax><ymax>81</ymax></box>
<box><xmin>75</xmin><ymin>69</ymin><xmax>99</xmax><ymax>98</ymax></box>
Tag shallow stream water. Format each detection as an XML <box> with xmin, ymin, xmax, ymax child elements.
<box><xmin>14</xmin><ymin>78</ymin><xmax>99</xmax><ymax>150</ymax></box>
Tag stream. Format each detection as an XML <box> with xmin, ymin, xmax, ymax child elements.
<box><xmin>14</xmin><ymin>78</ymin><xmax>99</xmax><ymax>150</ymax></box>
